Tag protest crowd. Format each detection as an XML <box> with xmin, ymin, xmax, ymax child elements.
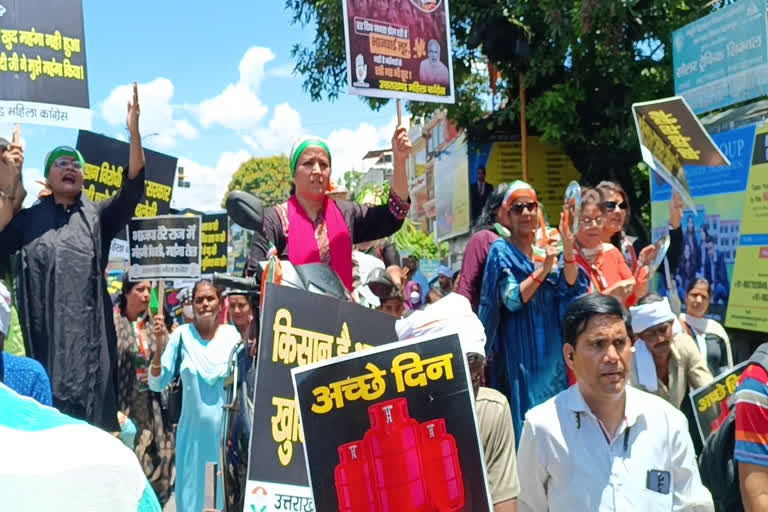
<box><xmin>3</xmin><ymin>2</ymin><xmax>768</xmax><ymax>512</ymax></box>
<box><xmin>2</xmin><ymin>94</ymin><xmax>768</xmax><ymax>512</ymax></box>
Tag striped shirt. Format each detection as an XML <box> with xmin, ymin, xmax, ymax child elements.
<box><xmin>735</xmin><ymin>364</ymin><xmax>768</xmax><ymax>467</ymax></box>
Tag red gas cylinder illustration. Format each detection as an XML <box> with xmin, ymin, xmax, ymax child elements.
<box><xmin>334</xmin><ymin>440</ymin><xmax>377</xmax><ymax>512</ymax></box>
<box><xmin>363</xmin><ymin>398</ymin><xmax>431</xmax><ymax>512</ymax></box>
<box><xmin>420</xmin><ymin>419</ymin><xmax>465</xmax><ymax>512</ymax></box>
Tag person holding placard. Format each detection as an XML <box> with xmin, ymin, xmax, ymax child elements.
<box><xmin>246</xmin><ymin>126</ymin><xmax>411</xmax><ymax>291</ymax></box>
<box><xmin>0</xmin><ymin>83</ymin><xmax>146</xmax><ymax>431</ymax></box>
<box><xmin>148</xmin><ymin>279</ymin><xmax>240</xmax><ymax>512</ymax></box>
<box><xmin>114</xmin><ymin>277</ymin><xmax>176</xmax><ymax>506</ymax></box>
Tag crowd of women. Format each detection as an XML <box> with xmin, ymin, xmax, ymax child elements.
<box><xmin>0</xmin><ymin>83</ymin><xmax>739</xmax><ymax>509</ymax></box>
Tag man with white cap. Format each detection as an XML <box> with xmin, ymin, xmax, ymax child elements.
<box><xmin>628</xmin><ymin>294</ymin><xmax>712</xmax><ymax>410</ymax></box>
<box><xmin>0</xmin><ymin>281</ymin><xmax>51</xmax><ymax>405</ymax></box>
<box><xmin>517</xmin><ymin>293</ymin><xmax>713</xmax><ymax>511</ymax></box>
<box><xmin>396</xmin><ymin>293</ymin><xmax>520</xmax><ymax>511</ymax></box>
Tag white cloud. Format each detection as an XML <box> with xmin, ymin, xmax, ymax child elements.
<box><xmin>196</xmin><ymin>47</ymin><xmax>276</xmax><ymax>131</ymax></box>
<box><xmin>171</xmin><ymin>150</ymin><xmax>251</xmax><ymax>212</ymax></box>
<box><xmin>100</xmin><ymin>77</ymin><xmax>198</xmax><ymax>150</ymax></box>
<box><xmin>21</xmin><ymin>167</ymin><xmax>44</xmax><ymax>208</ymax></box>
<box><xmin>242</xmin><ymin>102</ymin><xmax>303</xmax><ymax>154</ymax></box>
<box><xmin>325</xmin><ymin>114</ymin><xmax>408</xmax><ymax>183</ymax></box>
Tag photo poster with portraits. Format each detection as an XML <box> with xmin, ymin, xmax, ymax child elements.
<box><xmin>342</xmin><ymin>0</ymin><xmax>455</xmax><ymax>103</ymax></box>
<box><xmin>292</xmin><ymin>333</ymin><xmax>492</xmax><ymax>512</ymax></box>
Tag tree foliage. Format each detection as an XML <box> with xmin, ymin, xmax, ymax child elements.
<box><xmin>343</xmin><ymin>170</ymin><xmax>363</xmax><ymax>197</ymax></box>
<box><xmin>285</xmin><ymin>0</ymin><xmax>730</xmax><ymax>244</ymax></box>
<box><xmin>393</xmin><ymin>217</ymin><xmax>449</xmax><ymax>260</ymax></box>
<box><xmin>222</xmin><ymin>155</ymin><xmax>291</xmax><ymax>208</ymax></box>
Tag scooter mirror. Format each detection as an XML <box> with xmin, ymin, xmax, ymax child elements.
<box><xmin>226</xmin><ymin>191</ymin><xmax>264</xmax><ymax>234</ymax></box>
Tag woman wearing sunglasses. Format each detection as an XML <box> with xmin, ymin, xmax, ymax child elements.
<box><xmin>573</xmin><ymin>188</ymin><xmax>645</xmax><ymax>307</ymax></box>
<box><xmin>479</xmin><ymin>180</ymin><xmax>588</xmax><ymax>442</ymax></box>
<box><xmin>597</xmin><ymin>180</ymin><xmax>683</xmax><ymax>283</ymax></box>
<box><xmin>0</xmin><ymin>83</ymin><xmax>146</xmax><ymax>431</ymax></box>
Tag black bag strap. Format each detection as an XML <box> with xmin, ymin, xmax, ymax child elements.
<box><xmin>172</xmin><ymin>333</ymin><xmax>184</xmax><ymax>381</ymax></box>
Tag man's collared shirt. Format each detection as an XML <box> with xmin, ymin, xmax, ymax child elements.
<box><xmin>517</xmin><ymin>384</ymin><xmax>713</xmax><ymax>511</ymax></box>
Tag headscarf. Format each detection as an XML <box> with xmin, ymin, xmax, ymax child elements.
<box><xmin>629</xmin><ymin>297</ymin><xmax>684</xmax><ymax>391</ymax></box>
<box><xmin>396</xmin><ymin>293</ymin><xmax>486</xmax><ymax>357</ymax></box>
<box><xmin>289</xmin><ymin>137</ymin><xmax>331</xmax><ymax>178</ymax></box>
<box><xmin>405</xmin><ymin>281</ymin><xmax>423</xmax><ymax>310</ymax></box>
<box><xmin>44</xmin><ymin>146</ymin><xmax>85</xmax><ymax>178</ymax></box>
<box><xmin>501</xmin><ymin>180</ymin><xmax>537</xmax><ymax>210</ymax></box>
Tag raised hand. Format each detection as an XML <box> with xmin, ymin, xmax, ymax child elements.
<box><xmin>126</xmin><ymin>82</ymin><xmax>140</xmax><ymax>135</ymax></box>
<box><xmin>392</xmin><ymin>125</ymin><xmax>412</xmax><ymax>163</ymax></box>
<box><xmin>669</xmin><ymin>191</ymin><xmax>684</xmax><ymax>229</ymax></box>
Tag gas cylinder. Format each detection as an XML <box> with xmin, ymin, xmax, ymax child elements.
<box><xmin>364</xmin><ymin>398</ymin><xmax>431</xmax><ymax>512</ymax></box>
<box><xmin>334</xmin><ymin>440</ymin><xmax>377</xmax><ymax>512</ymax></box>
<box><xmin>420</xmin><ymin>418</ymin><xmax>464</xmax><ymax>512</ymax></box>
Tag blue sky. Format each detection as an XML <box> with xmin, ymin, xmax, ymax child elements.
<box><xmin>5</xmin><ymin>0</ymin><xmax>403</xmax><ymax>210</ymax></box>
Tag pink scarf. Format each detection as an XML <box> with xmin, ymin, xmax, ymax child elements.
<box><xmin>287</xmin><ymin>195</ymin><xmax>354</xmax><ymax>291</ymax></box>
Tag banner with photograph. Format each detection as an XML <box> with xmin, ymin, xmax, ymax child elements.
<box><xmin>245</xmin><ymin>284</ymin><xmax>397</xmax><ymax>512</ymax></box>
<box><xmin>342</xmin><ymin>0</ymin><xmax>455</xmax><ymax>103</ymax></box>
<box><xmin>651</xmin><ymin>120</ymin><xmax>768</xmax><ymax>332</ymax></box>
<box><xmin>468</xmin><ymin>135</ymin><xmax>581</xmax><ymax>224</ymax></box>
<box><xmin>127</xmin><ymin>215</ymin><xmax>201</xmax><ymax>281</ymax></box>
<box><xmin>292</xmin><ymin>333</ymin><xmax>492</xmax><ymax>512</ymax></box>
<box><xmin>0</xmin><ymin>0</ymin><xmax>91</xmax><ymax>128</ymax></box>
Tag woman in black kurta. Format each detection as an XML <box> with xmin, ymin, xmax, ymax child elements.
<box><xmin>246</xmin><ymin>127</ymin><xmax>412</xmax><ymax>285</ymax></box>
<box><xmin>0</xmin><ymin>84</ymin><xmax>146</xmax><ymax>430</ymax></box>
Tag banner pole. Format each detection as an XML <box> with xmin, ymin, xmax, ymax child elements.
<box><xmin>157</xmin><ymin>280</ymin><xmax>165</xmax><ymax>317</ymax></box>
<box><xmin>397</xmin><ymin>99</ymin><xmax>403</xmax><ymax>126</ymax></box>
<box><xmin>520</xmin><ymin>72</ymin><xmax>529</xmax><ymax>182</ymax></box>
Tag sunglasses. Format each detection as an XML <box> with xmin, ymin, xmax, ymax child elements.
<box><xmin>510</xmin><ymin>201</ymin><xmax>538</xmax><ymax>215</ymax></box>
<box><xmin>53</xmin><ymin>158</ymin><xmax>82</xmax><ymax>170</ymax></box>
<box><xmin>603</xmin><ymin>201</ymin><xmax>628</xmax><ymax>211</ymax></box>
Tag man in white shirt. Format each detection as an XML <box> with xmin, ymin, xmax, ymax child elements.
<box><xmin>517</xmin><ymin>293</ymin><xmax>713</xmax><ymax>511</ymax></box>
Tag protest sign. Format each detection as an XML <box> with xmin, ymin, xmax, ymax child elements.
<box><xmin>245</xmin><ymin>284</ymin><xmax>397</xmax><ymax>512</ymax></box>
<box><xmin>673</xmin><ymin>0</ymin><xmax>768</xmax><ymax>115</ymax></box>
<box><xmin>632</xmin><ymin>96</ymin><xmax>730</xmax><ymax>211</ymax></box>
<box><xmin>689</xmin><ymin>362</ymin><xmax>747</xmax><ymax>441</ymax></box>
<box><xmin>341</xmin><ymin>0</ymin><xmax>455</xmax><ymax>103</ymax></box>
<box><xmin>292</xmin><ymin>333</ymin><xmax>492</xmax><ymax>512</ymax></box>
<box><xmin>0</xmin><ymin>0</ymin><xmax>91</xmax><ymax>128</ymax></box>
<box><xmin>77</xmin><ymin>130</ymin><xmax>177</xmax><ymax>218</ymax></box>
<box><xmin>128</xmin><ymin>215</ymin><xmax>201</xmax><ymax>281</ymax></box>
<box><xmin>200</xmin><ymin>213</ymin><xmax>228</xmax><ymax>275</ymax></box>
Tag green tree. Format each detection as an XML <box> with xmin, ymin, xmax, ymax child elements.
<box><xmin>285</xmin><ymin>0</ymin><xmax>723</xmax><ymax>244</ymax></box>
<box><xmin>222</xmin><ymin>155</ymin><xmax>291</xmax><ymax>208</ymax></box>
<box><xmin>343</xmin><ymin>170</ymin><xmax>363</xmax><ymax>197</ymax></box>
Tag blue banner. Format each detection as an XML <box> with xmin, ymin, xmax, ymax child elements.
<box><xmin>673</xmin><ymin>0</ymin><xmax>768</xmax><ymax>114</ymax></box>
<box><xmin>651</xmin><ymin>124</ymin><xmax>756</xmax><ymax>201</ymax></box>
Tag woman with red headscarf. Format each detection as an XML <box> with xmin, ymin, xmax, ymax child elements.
<box><xmin>246</xmin><ymin>127</ymin><xmax>411</xmax><ymax>290</ymax></box>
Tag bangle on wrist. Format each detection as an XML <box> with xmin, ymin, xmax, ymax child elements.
<box><xmin>563</xmin><ymin>256</ymin><xmax>575</xmax><ymax>264</ymax></box>
<box><xmin>531</xmin><ymin>273</ymin><xmax>543</xmax><ymax>285</ymax></box>
<box><xmin>150</xmin><ymin>362</ymin><xmax>162</xmax><ymax>369</ymax></box>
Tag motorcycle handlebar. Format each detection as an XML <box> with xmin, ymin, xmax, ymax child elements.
<box><xmin>212</xmin><ymin>272</ymin><xmax>260</xmax><ymax>291</ymax></box>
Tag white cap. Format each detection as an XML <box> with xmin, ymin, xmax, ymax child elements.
<box><xmin>0</xmin><ymin>282</ymin><xmax>10</xmax><ymax>338</ymax></box>
<box><xmin>395</xmin><ymin>293</ymin><xmax>486</xmax><ymax>357</ymax></box>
